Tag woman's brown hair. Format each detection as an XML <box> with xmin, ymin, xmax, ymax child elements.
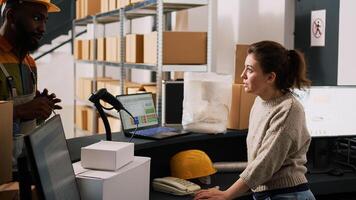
<box><xmin>248</xmin><ymin>41</ymin><xmax>311</xmax><ymax>93</ymax></box>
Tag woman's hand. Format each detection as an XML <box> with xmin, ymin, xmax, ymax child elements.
<box><xmin>194</xmin><ymin>187</ymin><xmax>230</xmax><ymax>200</ymax></box>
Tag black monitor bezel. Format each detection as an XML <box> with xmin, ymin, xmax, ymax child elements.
<box><xmin>24</xmin><ymin>115</ymin><xmax>81</xmax><ymax>200</ymax></box>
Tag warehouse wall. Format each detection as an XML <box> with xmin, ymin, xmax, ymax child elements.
<box><xmin>184</xmin><ymin>0</ymin><xmax>294</xmax><ymax>75</ymax></box>
<box><xmin>337</xmin><ymin>0</ymin><xmax>356</xmax><ymax>85</ymax></box>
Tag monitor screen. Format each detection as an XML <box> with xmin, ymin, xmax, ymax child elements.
<box><xmin>24</xmin><ymin>115</ymin><xmax>81</xmax><ymax>200</ymax></box>
<box><xmin>117</xmin><ymin>93</ymin><xmax>158</xmax><ymax>130</ymax></box>
<box><xmin>294</xmin><ymin>86</ymin><xmax>356</xmax><ymax>137</ymax></box>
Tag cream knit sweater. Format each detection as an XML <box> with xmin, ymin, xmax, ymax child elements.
<box><xmin>239</xmin><ymin>92</ymin><xmax>311</xmax><ymax>192</ymax></box>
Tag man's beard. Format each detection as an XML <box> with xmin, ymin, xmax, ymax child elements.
<box><xmin>14</xmin><ymin>20</ymin><xmax>40</xmax><ymax>53</ymax></box>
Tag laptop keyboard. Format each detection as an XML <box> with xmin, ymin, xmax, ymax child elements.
<box><xmin>134</xmin><ymin>127</ymin><xmax>177</xmax><ymax>136</ymax></box>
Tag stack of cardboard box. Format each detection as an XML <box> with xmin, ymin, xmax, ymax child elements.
<box><xmin>0</xmin><ymin>101</ymin><xmax>12</xmax><ymax>185</ymax></box>
<box><xmin>228</xmin><ymin>45</ymin><xmax>256</xmax><ymax>130</ymax></box>
<box><xmin>76</xmin><ymin>0</ymin><xmax>101</xmax><ymax>19</ymax></box>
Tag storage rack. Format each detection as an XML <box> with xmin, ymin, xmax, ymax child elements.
<box><xmin>72</xmin><ymin>0</ymin><xmax>212</xmax><ymax>135</ymax></box>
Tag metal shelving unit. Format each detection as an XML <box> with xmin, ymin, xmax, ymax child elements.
<box><xmin>72</xmin><ymin>0</ymin><xmax>211</xmax><ymax>135</ymax></box>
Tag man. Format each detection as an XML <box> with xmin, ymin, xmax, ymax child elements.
<box><xmin>0</xmin><ymin>0</ymin><xmax>62</xmax><ymax>164</ymax></box>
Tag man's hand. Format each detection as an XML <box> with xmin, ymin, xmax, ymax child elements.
<box><xmin>14</xmin><ymin>97</ymin><xmax>53</xmax><ymax>120</ymax></box>
<box><xmin>36</xmin><ymin>88</ymin><xmax>62</xmax><ymax>110</ymax></box>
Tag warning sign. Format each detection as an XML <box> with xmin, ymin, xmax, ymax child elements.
<box><xmin>311</xmin><ymin>10</ymin><xmax>326</xmax><ymax>47</ymax></box>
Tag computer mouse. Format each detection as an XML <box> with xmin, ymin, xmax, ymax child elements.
<box><xmin>328</xmin><ymin>168</ymin><xmax>344</xmax><ymax>176</ymax></box>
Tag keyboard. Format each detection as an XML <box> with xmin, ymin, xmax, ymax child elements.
<box><xmin>134</xmin><ymin>127</ymin><xmax>177</xmax><ymax>136</ymax></box>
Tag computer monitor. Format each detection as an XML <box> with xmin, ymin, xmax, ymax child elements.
<box><xmin>24</xmin><ymin>115</ymin><xmax>81</xmax><ymax>200</ymax></box>
<box><xmin>294</xmin><ymin>86</ymin><xmax>356</xmax><ymax>137</ymax></box>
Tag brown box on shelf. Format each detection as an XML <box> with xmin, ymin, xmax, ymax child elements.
<box><xmin>89</xmin><ymin>39</ymin><xmax>95</xmax><ymax>61</ymax></box>
<box><xmin>0</xmin><ymin>101</ymin><xmax>13</xmax><ymax>185</ymax></box>
<box><xmin>131</xmin><ymin>0</ymin><xmax>144</xmax><ymax>3</ymax></box>
<box><xmin>119</xmin><ymin>0</ymin><xmax>130</xmax><ymax>8</ymax></box>
<box><xmin>76</xmin><ymin>105</ymin><xmax>87</xmax><ymax>130</ymax></box>
<box><xmin>171</xmin><ymin>72</ymin><xmax>184</xmax><ymax>80</ymax></box>
<box><xmin>98</xmin><ymin>116</ymin><xmax>121</xmax><ymax>134</ymax></box>
<box><xmin>106</xmin><ymin>37</ymin><xmax>119</xmax><ymax>62</ymax></box>
<box><xmin>76</xmin><ymin>0</ymin><xmax>82</xmax><ymax>19</ymax></box>
<box><xmin>116</xmin><ymin>0</ymin><xmax>121</xmax><ymax>9</ymax></box>
<box><xmin>78</xmin><ymin>77</ymin><xmax>113</xmax><ymax>100</ymax></box>
<box><xmin>83</xmin><ymin>0</ymin><xmax>101</xmax><ymax>17</ymax></box>
<box><xmin>126</xmin><ymin>34</ymin><xmax>144</xmax><ymax>63</ymax></box>
<box><xmin>234</xmin><ymin>44</ymin><xmax>249</xmax><ymax>84</ymax></box>
<box><xmin>85</xmin><ymin>107</ymin><xmax>97</xmax><ymax>133</ymax></box>
<box><xmin>105</xmin><ymin>81</ymin><xmax>141</xmax><ymax>95</ymax></box>
<box><xmin>109</xmin><ymin>0</ymin><xmax>117</xmax><ymax>11</ymax></box>
<box><xmin>228</xmin><ymin>84</ymin><xmax>256</xmax><ymax>130</ymax></box>
<box><xmin>101</xmin><ymin>0</ymin><xmax>110</xmax><ymax>13</ymax></box>
<box><xmin>97</xmin><ymin>38</ymin><xmax>106</xmax><ymax>61</ymax></box>
<box><xmin>0</xmin><ymin>182</ymin><xmax>37</xmax><ymax>200</ymax></box>
<box><xmin>82</xmin><ymin>40</ymin><xmax>90</xmax><ymax>60</ymax></box>
<box><xmin>74</xmin><ymin>40</ymin><xmax>83</xmax><ymax>60</ymax></box>
<box><xmin>144</xmin><ymin>31</ymin><xmax>207</xmax><ymax>65</ymax></box>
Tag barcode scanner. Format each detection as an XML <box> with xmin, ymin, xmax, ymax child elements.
<box><xmin>89</xmin><ymin>88</ymin><xmax>138</xmax><ymax>141</ymax></box>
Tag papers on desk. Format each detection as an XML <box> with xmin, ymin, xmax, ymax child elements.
<box><xmin>294</xmin><ymin>87</ymin><xmax>356</xmax><ymax>137</ymax></box>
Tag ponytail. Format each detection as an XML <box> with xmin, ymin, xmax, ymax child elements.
<box><xmin>287</xmin><ymin>50</ymin><xmax>311</xmax><ymax>91</ymax></box>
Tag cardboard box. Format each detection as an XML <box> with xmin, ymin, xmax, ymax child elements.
<box><xmin>74</xmin><ymin>156</ymin><xmax>150</xmax><ymax>200</ymax></box>
<box><xmin>79</xmin><ymin>77</ymin><xmax>113</xmax><ymax>100</ymax></box>
<box><xmin>81</xmin><ymin>141</ymin><xmax>134</xmax><ymax>171</ymax></box>
<box><xmin>76</xmin><ymin>0</ymin><xmax>82</xmax><ymax>19</ymax></box>
<box><xmin>234</xmin><ymin>44</ymin><xmax>249</xmax><ymax>84</ymax></box>
<box><xmin>106</xmin><ymin>37</ymin><xmax>121</xmax><ymax>62</ymax></box>
<box><xmin>0</xmin><ymin>182</ymin><xmax>37</xmax><ymax>200</ymax></box>
<box><xmin>131</xmin><ymin>0</ymin><xmax>143</xmax><ymax>4</ymax></box>
<box><xmin>85</xmin><ymin>106</ymin><xmax>97</xmax><ymax>133</ymax></box>
<box><xmin>98</xmin><ymin>116</ymin><xmax>121</xmax><ymax>134</ymax></box>
<box><xmin>228</xmin><ymin>84</ymin><xmax>256</xmax><ymax>130</ymax></box>
<box><xmin>144</xmin><ymin>31</ymin><xmax>207</xmax><ymax>64</ymax></box>
<box><xmin>74</xmin><ymin>40</ymin><xmax>83</xmax><ymax>60</ymax></box>
<box><xmin>83</xmin><ymin>0</ymin><xmax>101</xmax><ymax>17</ymax></box>
<box><xmin>126</xmin><ymin>34</ymin><xmax>144</xmax><ymax>63</ymax></box>
<box><xmin>82</xmin><ymin>40</ymin><xmax>90</xmax><ymax>60</ymax></box>
<box><xmin>119</xmin><ymin>0</ymin><xmax>130</xmax><ymax>8</ymax></box>
<box><xmin>97</xmin><ymin>38</ymin><xmax>106</xmax><ymax>61</ymax></box>
<box><xmin>109</xmin><ymin>0</ymin><xmax>117</xmax><ymax>11</ymax></box>
<box><xmin>0</xmin><ymin>101</ymin><xmax>13</xmax><ymax>184</ymax></box>
<box><xmin>89</xmin><ymin>39</ymin><xmax>95</xmax><ymax>61</ymax></box>
<box><xmin>76</xmin><ymin>105</ymin><xmax>87</xmax><ymax>130</ymax></box>
<box><xmin>101</xmin><ymin>0</ymin><xmax>110</xmax><ymax>13</ymax></box>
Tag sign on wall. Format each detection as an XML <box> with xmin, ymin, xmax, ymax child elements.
<box><xmin>311</xmin><ymin>9</ymin><xmax>326</xmax><ymax>47</ymax></box>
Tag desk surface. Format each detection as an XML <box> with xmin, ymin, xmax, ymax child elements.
<box><xmin>66</xmin><ymin>131</ymin><xmax>356</xmax><ymax>198</ymax></box>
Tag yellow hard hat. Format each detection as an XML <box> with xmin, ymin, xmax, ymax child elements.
<box><xmin>170</xmin><ymin>149</ymin><xmax>217</xmax><ymax>180</ymax></box>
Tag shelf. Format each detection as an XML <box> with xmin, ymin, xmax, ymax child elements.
<box><xmin>74</xmin><ymin>9</ymin><xmax>121</xmax><ymax>26</ymax></box>
<box><xmin>125</xmin><ymin>0</ymin><xmax>208</xmax><ymax>19</ymax></box>
<box><xmin>75</xmin><ymin>60</ymin><xmax>207</xmax><ymax>72</ymax></box>
<box><xmin>73</xmin><ymin>0</ymin><xmax>208</xmax><ymax>26</ymax></box>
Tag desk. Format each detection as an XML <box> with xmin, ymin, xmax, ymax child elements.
<box><xmin>66</xmin><ymin>131</ymin><xmax>356</xmax><ymax>199</ymax></box>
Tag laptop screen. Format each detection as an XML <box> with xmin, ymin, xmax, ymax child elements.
<box><xmin>117</xmin><ymin>93</ymin><xmax>159</xmax><ymax>130</ymax></box>
<box><xmin>24</xmin><ymin>115</ymin><xmax>81</xmax><ymax>200</ymax></box>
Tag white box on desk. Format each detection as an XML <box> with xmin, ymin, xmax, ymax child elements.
<box><xmin>74</xmin><ymin>156</ymin><xmax>151</xmax><ymax>200</ymax></box>
<box><xmin>81</xmin><ymin>141</ymin><xmax>134</xmax><ymax>171</ymax></box>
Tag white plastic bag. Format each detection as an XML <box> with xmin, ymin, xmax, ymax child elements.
<box><xmin>182</xmin><ymin>72</ymin><xmax>232</xmax><ymax>134</ymax></box>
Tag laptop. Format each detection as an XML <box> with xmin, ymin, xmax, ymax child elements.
<box><xmin>117</xmin><ymin>93</ymin><xmax>190</xmax><ymax>140</ymax></box>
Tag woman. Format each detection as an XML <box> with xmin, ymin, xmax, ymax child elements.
<box><xmin>194</xmin><ymin>41</ymin><xmax>315</xmax><ymax>200</ymax></box>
